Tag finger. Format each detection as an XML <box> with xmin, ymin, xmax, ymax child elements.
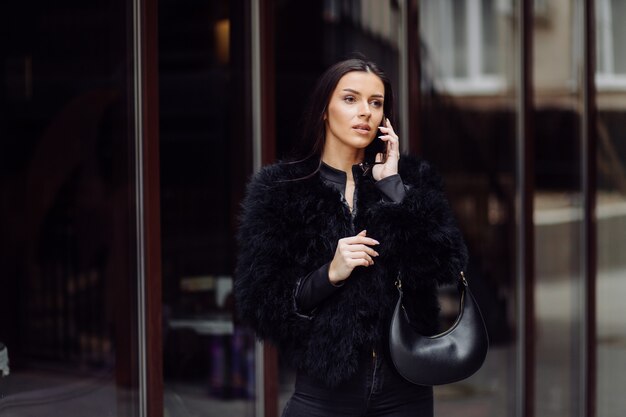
<box><xmin>345</xmin><ymin>244</ymin><xmax>379</xmax><ymax>257</ymax></box>
<box><xmin>348</xmin><ymin>251</ymin><xmax>373</xmax><ymax>263</ymax></box>
<box><xmin>348</xmin><ymin>258</ymin><xmax>372</xmax><ymax>268</ymax></box>
<box><xmin>381</xmin><ymin>133</ymin><xmax>399</xmax><ymax>150</ymax></box>
<box><xmin>380</xmin><ymin>132</ymin><xmax>399</xmax><ymax>146</ymax></box>
<box><xmin>351</xmin><ymin>252</ymin><xmax>374</xmax><ymax>264</ymax></box>
<box><xmin>378</xmin><ymin>125</ymin><xmax>397</xmax><ymax>137</ymax></box>
<box><xmin>348</xmin><ymin>244</ymin><xmax>379</xmax><ymax>256</ymax></box>
<box><xmin>387</xmin><ymin>136</ymin><xmax>399</xmax><ymax>153</ymax></box>
<box><xmin>345</xmin><ymin>235</ymin><xmax>380</xmax><ymax>245</ymax></box>
<box><xmin>342</xmin><ymin>240</ymin><xmax>380</xmax><ymax>251</ymax></box>
<box><xmin>380</xmin><ymin>130</ymin><xmax>400</xmax><ymax>164</ymax></box>
<box><xmin>341</xmin><ymin>231</ymin><xmax>365</xmax><ymax>245</ymax></box>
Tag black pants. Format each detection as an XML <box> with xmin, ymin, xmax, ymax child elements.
<box><xmin>281</xmin><ymin>350</ymin><xmax>433</xmax><ymax>417</ymax></box>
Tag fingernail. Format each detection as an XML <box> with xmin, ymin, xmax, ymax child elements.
<box><xmin>373</xmin><ymin>240</ymin><xmax>380</xmax><ymax>245</ymax></box>
<box><xmin>375</xmin><ymin>251</ymin><xmax>380</xmax><ymax>256</ymax></box>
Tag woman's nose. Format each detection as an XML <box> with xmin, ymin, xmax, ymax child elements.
<box><xmin>358</xmin><ymin>101</ymin><xmax>371</xmax><ymax>117</ymax></box>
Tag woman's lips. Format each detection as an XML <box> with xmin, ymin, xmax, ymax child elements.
<box><xmin>352</xmin><ymin>124</ymin><xmax>371</xmax><ymax>134</ymax></box>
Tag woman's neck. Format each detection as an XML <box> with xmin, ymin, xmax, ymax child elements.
<box><xmin>321</xmin><ymin>145</ymin><xmax>364</xmax><ymax>178</ymax></box>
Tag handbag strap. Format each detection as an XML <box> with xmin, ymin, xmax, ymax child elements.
<box><xmin>394</xmin><ymin>271</ymin><xmax>468</xmax><ymax>319</ymax></box>
<box><xmin>395</xmin><ymin>271</ymin><xmax>468</xmax><ymax>291</ymax></box>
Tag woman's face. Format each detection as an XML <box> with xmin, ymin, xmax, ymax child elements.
<box><xmin>324</xmin><ymin>71</ymin><xmax>385</xmax><ymax>152</ymax></box>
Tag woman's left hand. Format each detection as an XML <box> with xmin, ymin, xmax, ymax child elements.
<box><xmin>372</xmin><ymin>118</ymin><xmax>400</xmax><ymax>181</ymax></box>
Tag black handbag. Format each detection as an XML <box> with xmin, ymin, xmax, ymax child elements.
<box><xmin>389</xmin><ymin>271</ymin><xmax>489</xmax><ymax>386</ymax></box>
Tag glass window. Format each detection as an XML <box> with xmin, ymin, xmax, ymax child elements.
<box><xmin>532</xmin><ymin>1</ymin><xmax>584</xmax><ymax>415</ymax></box>
<box><xmin>0</xmin><ymin>1</ymin><xmax>141</xmax><ymax>415</ymax></box>
<box><xmin>612</xmin><ymin>0</ymin><xmax>626</xmax><ymax>74</ymax></box>
<box><xmin>158</xmin><ymin>0</ymin><xmax>256</xmax><ymax>415</ymax></box>
<box><xmin>596</xmin><ymin>1</ymin><xmax>626</xmax><ymax>414</ymax></box>
<box><xmin>595</xmin><ymin>0</ymin><xmax>626</xmax><ymax>89</ymax></box>
<box><xmin>419</xmin><ymin>1</ymin><xmax>519</xmax><ymax>416</ymax></box>
<box><xmin>420</xmin><ymin>0</ymin><xmax>505</xmax><ymax>95</ymax></box>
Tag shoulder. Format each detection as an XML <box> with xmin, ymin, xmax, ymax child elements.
<box><xmin>247</xmin><ymin>158</ymin><xmax>319</xmax><ymax>190</ymax></box>
<box><xmin>242</xmin><ymin>158</ymin><xmax>320</xmax><ymax>216</ymax></box>
<box><xmin>238</xmin><ymin>159</ymin><xmax>323</xmax><ymax>236</ymax></box>
<box><xmin>398</xmin><ymin>154</ymin><xmax>443</xmax><ymax>190</ymax></box>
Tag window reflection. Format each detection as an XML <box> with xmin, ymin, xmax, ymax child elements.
<box><xmin>532</xmin><ymin>1</ymin><xmax>584</xmax><ymax>416</ymax></box>
<box><xmin>0</xmin><ymin>1</ymin><xmax>140</xmax><ymax>416</ymax></box>
<box><xmin>596</xmin><ymin>0</ymin><xmax>626</xmax><ymax>87</ymax></box>
<box><xmin>158</xmin><ymin>0</ymin><xmax>255</xmax><ymax>415</ymax></box>
<box><xmin>420</xmin><ymin>0</ymin><xmax>506</xmax><ymax>95</ymax></box>
<box><xmin>419</xmin><ymin>1</ymin><xmax>517</xmax><ymax>416</ymax></box>
<box><xmin>595</xmin><ymin>1</ymin><xmax>626</xmax><ymax>416</ymax></box>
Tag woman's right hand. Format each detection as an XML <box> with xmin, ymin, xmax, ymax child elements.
<box><xmin>328</xmin><ymin>230</ymin><xmax>380</xmax><ymax>284</ymax></box>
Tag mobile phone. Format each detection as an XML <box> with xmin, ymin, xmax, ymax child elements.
<box><xmin>365</xmin><ymin>116</ymin><xmax>388</xmax><ymax>164</ymax></box>
<box><xmin>375</xmin><ymin>116</ymin><xmax>388</xmax><ymax>161</ymax></box>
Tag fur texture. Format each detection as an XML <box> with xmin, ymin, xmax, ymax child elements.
<box><xmin>235</xmin><ymin>154</ymin><xmax>467</xmax><ymax>386</ymax></box>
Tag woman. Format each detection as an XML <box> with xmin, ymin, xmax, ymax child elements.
<box><xmin>235</xmin><ymin>59</ymin><xmax>467</xmax><ymax>416</ymax></box>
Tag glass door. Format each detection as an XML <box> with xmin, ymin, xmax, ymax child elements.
<box><xmin>419</xmin><ymin>1</ymin><xmax>519</xmax><ymax>415</ymax></box>
<box><xmin>158</xmin><ymin>0</ymin><xmax>256</xmax><ymax>415</ymax></box>
<box><xmin>0</xmin><ymin>1</ymin><xmax>143</xmax><ymax>415</ymax></box>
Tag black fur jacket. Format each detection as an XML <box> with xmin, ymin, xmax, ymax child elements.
<box><xmin>235</xmin><ymin>154</ymin><xmax>468</xmax><ymax>387</ymax></box>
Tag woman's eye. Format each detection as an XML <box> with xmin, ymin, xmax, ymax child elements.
<box><xmin>343</xmin><ymin>96</ymin><xmax>356</xmax><ymax>104</ymax></box>
<box><xmin>370</xmin><ymin>100</ymin><xmax>383</xmax><ymax>108</ymax></box>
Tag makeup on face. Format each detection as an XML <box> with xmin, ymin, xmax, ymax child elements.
<box><xmin>324</xmin><ymin>71</ymin><xmax>385</xmax><ymax>153</ymax></box>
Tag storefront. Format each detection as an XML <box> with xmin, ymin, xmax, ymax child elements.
<box><xmin>1</xmin><ymin>1</ymin><xmax>625</xmax><ymax>416</ymax></box>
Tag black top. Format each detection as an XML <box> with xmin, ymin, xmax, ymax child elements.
<box><xmin>294</xmin><ymin>162</ymin><xmax>407</xmax><ymax>315</ymax></box>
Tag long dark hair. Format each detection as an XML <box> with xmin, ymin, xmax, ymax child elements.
<box><xmin>286</xmin><ymin>58</ymin><xmax>396</xmax><ymax>173</ymax></box>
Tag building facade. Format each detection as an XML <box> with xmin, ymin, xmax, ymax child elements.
<box><xmin>1</xmin><ymin>1</ymin><xmax>625</xmax><ymax>416</ymax></box>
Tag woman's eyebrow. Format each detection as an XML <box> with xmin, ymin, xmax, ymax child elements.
<box><xmin>341</xmin><ymin>88</ymin><xmax>384</xmax><ymax>98</ymax></box>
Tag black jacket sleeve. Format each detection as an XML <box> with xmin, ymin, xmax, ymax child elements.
<box><xmin>234</xmin><ymin>167</ymin><xmax>316</xmax><ymax>349</ymax></box>
<box><xmin>365</xmin><ymin>156</ymin><xmax>468</xmax><ymax>289</ymax></box>
<box><xmin>294</xmin><ymin>262</ymin><xmax>343</xmax><ymax>316</ymax></box>
<box><xmin>375</xmin><ymin>174</ymin><xmax>406</xmax><ymax>203</ymax></box>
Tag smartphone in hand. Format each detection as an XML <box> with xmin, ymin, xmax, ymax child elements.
<box><xmin>374</xmin><ymin>116</ymin><xmax>388</xmax><ymax>162</ymax></box>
